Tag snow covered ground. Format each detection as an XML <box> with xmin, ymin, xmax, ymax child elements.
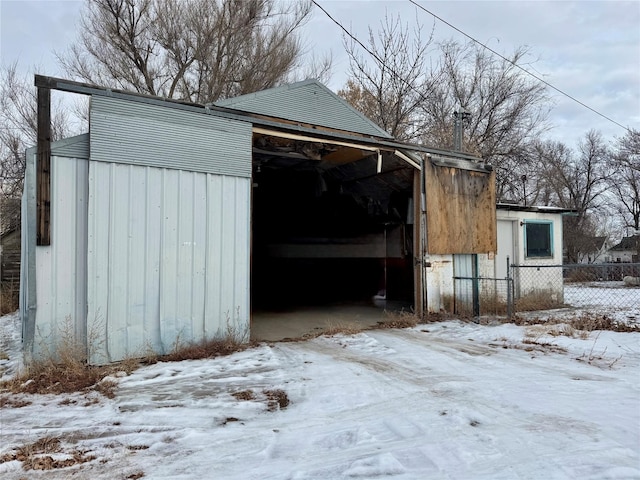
<box><xmin>511</xmin><ymin>282</ymin><xmax>639</xmax><ymax>325</ymax></box>
<box><xmin>1</xmin><ymin>309</ymin><xmax>639</xmax><ymax>479</ymax></box>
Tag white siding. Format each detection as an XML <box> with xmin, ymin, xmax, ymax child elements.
<box><xmin>424</xmin><ymin>254</ymin><xmax>454</xmax><ymax>313</ymax></box>
<box><xmin>87</xmin><ymin>162</ymin><xmax>250</xmax><ymax>363</ymax></box>
<box><xmin>33</xmin><ymin>155</ymin><xmax>89</xmax><ymax>359</ymax></box>
<box><xmin>496</xmin><ymin>209</ymin><xmax>564</xmax><ymax>302</ymax></box>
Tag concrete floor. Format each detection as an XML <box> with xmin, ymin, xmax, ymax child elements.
<box><xmin>250</xmin><ymin>302</ymin><xmax>411</xmax><ymax>341</ymax></box>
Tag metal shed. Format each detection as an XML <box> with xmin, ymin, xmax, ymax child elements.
<box><xmin>23</xmin><ymin>76</ymin><xmax>496</xmax><ymax>363</ymax></box>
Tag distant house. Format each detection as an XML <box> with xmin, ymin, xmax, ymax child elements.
<box><xmin>607</xmin><ymin>235</ymin><xmax>640</xmax><ymax>263</ymax></box>
<box><xmin>570</xmin><ymin>235</ymin><xmax>611</xmax><ymax>264</ymax></box>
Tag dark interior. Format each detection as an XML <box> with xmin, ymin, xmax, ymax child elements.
<box><xmin>251</xmin><ymin>133</ymin><xmax>416</xmax><ymax>311</ymax></box>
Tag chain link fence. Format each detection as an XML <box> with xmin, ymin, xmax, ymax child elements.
<box><xmin>453</xmin><ymin>276</ymin><xmax>514</xmax><ymax>318</ymax></box>
<box><xmin>511</xmin><ymin>263</ymin><xmax>640</xmax><ymax>317</ymax></box>
<box><xmin>453</xmin><ymin>263</ymin><xmax>639</xmax><ymax>320</ymax></box>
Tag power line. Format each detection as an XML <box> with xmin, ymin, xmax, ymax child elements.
<box><xmin>312</xmin><ymin>0</ymin><xmax>631</xmax><ymax>135</ymax></box>
<box><xmin>310</xmin><ymin>0</ymin><xmax>433</xmax><ymax>106</ymax></box>
<box><xmin>408</xmin><ymin>0</ymin><xmax>631</xmax><ymax>133</ymax></box>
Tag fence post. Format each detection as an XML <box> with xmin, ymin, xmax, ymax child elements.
<box><xmin>472</xmin><ymin>255</ymin><xmax>480</xmax><ymax>318</ymax></box>
<box><xmin>506</xmin><ymin>256</ymin><xmax>512</xmax><ymax>319</ymax></box>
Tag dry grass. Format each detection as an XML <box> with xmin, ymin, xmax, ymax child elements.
<box><xmin>161</xmin><ymin>335</ymin><xmax>251</xmax><ymax>362</ymax></box>
<box><xmin>511</xmin><ymin>312</ymin><xmax>640</xmax><ymax>334</ymax></box>
<box><xmin>159</xmin><ymin>316</ymin><xmax>251</xmax><ymax>361</ymax></box>
<box><xmin>1</xmin><ymin>317</ymin><xmax>250</xmax><ymax>398</ymax></box>
<box><xmin>0</xmin><ymin>436</ymin><xmax>96</xmax><ymax>471</ymax></box>
<box><xmin>478</xmin><ymin>293</ymin><xmax>508</xmax><ymax>315</ymax></box>
<box><xmin>232</xmin><ymin>389</ymin><xmax>255</xmax><ymax>401</ymax></box>
<box><xmin>321</xmin><ymin>321</ymin><xmax>364</xmax><ymax>336</ymax></box>
<box><xmin>376</xmin><ymin>309</ymin><xmax>419</xmax><ymax>329</ymax></box>
<box><xmin>264</xmin><ymin>389</ymin><xmax>290</xmax><ymax>411</ymax></box>
<box><xmin>0</xmin><ymin>395</ymin><xmax>32</xmax><ymax>408</ymax></box>
<box><xmin>515</xmin><ymin>291</ymin><xmax>565</xmax><ymax>311</ymax></box>
<box><xmin>230</xmin><ymin>388</ymin><xmax>289</xmax><ymax>412</ymax></box>
<box><xmin>1</xmin><ymin>363</ymin><xmax>124</xmax><ymax>397</ymax></box>
<box><xmin>0</xmin><ymin>316</ymin><xmax>126</xmax><ymax>396</ymax></box>
<box><xmin>441</xmin><ymin>295</ymin><xmax>455</xmax><ymax>313</ymax></box>
<box><xmin>1</xmin><ymin>334</ymin><xmax>251</xmax><ymax>396</ymax></box>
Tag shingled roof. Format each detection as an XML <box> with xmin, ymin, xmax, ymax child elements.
<box><xmin>610</xmin><ymin>235</ymin><xmax>640</xmax><ymax>251</ymax></box>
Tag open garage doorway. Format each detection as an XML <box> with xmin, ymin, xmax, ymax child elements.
<box><xmin>250</xmin><ymin>130</ymin><xmax>418</xmax><ymax>340</ymax></box>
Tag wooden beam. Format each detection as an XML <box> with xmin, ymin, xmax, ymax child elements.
<box><xmin>37</xmin><ymin>86</ymin><xmax>51</xmax><ymax>246</ymax></box>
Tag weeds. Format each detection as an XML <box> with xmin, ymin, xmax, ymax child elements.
<box><xmin>322</xmin><ymin>321</ymin><xmax>363</xmax><ymax>336</ymax></box>
<box><xmin>0</xmin><ymin>395</ymin><xmax>31</xmax><ymax>408</ymax></box>
<box><xmin>0</xmin><ymin>436</ymin><xmax>95</xmax><ymax>471</ymax></box>
<box><xmin>163</xmin><ymin>312</ymin><xmax>250</xmax><ymax>361</ymax></box>
<box><xmin>515</xmin><ymin>291</ymin><xmax>566</xmax><ymax>312</ymax></box>
<box><xmin>0</xmin><ymin>315</ymin><xmax>123</xmax><ymax>396</ymax></box>
<box><xmin>574</xmin><ymin>332</ymin><xmax>624</xmax><ymax>369</ymax></box>
<box><xmin>162</xmin><ymin>335</ymin><xmax>250</xmax><ymax>362</ymax></box>
<box><xmin>264</xmin><ymin>389</ymin><xmax>289</xmax><ymax>411</ymax></box>
<box><xmin>1</xmin><ymin>313</ymin><xmax>251</xmax><ymax>397</ymax></box>
<box><xmin>520</xmin><ymin>338</ymin><xmax>568</xmax><ymax>354</ymax></box>
<box><xmin>510</xmin><ymin>312</ymin><xmax>640</xmax><ymax>334</ymax></box>
<box><xmin>376</xmin><ymin>310</ymin><xmax>419</xmax><ymax>329</ymax></box>
<box><xmin>231</xmin><ymin>388</ymin><xmax>290</xmax><ymax>412</ymax></box>
<box><xmin>232</xmin><ymin>389</ymin><xmax>255</xmax><ymax>401</ymax></box>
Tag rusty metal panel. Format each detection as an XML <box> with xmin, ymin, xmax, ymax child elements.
<box><xmin>425</xmin><ymin>161</ymin><xmax>496</xmax><ymax>254</ymax></box>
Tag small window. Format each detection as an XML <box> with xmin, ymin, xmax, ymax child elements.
<box><xmin>525</xmin><ymin>222</ymin><xmax>552</xmax><ymax>258</ymax></box>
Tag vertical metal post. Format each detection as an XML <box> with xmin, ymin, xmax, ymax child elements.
<box><xmin>472</xmin><ymin>254</ymin><xmax>479</xmax><ymax>317</ymax></box>
<box><xmin>453</xmin><ymin>110</ymin><xmax>471</xmax><ymax>151</ymax></box>
<box><xmin>420</xmin><ymin>156</ymin><xmax>428</xmax><ymax>317</ymax></box>
<box><xmin>506</xmin><ymin>256</ymin><xmax>512</xmax><ymax>319</ymax></box>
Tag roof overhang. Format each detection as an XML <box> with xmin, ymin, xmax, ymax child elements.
<box><xmin>497</xmin><ymin>203</ymin><xmax>578</xmax><ymax>215</ymax></box>
<box><xmin>35</xmin><ymin>75</ymin><xmax>492</xmax><ymax>173</ymax></box>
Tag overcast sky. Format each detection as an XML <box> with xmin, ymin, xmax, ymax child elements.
<box><xmin>1</xmin><ymin>0</ymin><xmax>639</xmax><ymax>146</ymax></box>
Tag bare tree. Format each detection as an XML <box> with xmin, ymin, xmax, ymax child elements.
<box><xmin>534</xmin><ymin>131</ymin><xmax>612</xmax><ymax>262</ymax></box>
<box><xmin>420</xmin><ymin>41</ymin><xmax>551</xmax><ymax>200</ymax></box>
<box><xmin>58</xmin><ymin>0</ymin><xmax>316</xmax><ymax>103</ymax></box>
<box><xmin>609</xmin><ymin>129</ymin><xmax>640</xmax><ymax>236</ymax></box>
<box><xmin>614</xmin><ymin>128</ymin><xmax>640</xmax><ymax>173</ymax></box>
<box><xmin>338</xmin><ymin>13</ymin><xmax>551</xmax><ymax>197</ymax></box>
<box><xmin>0</xmin><ymin>63</ymin><xmax>72</xmax><ymax>198</ymax></box>
<box><xmin>338</xmin><ymin>13</ymin><xmax>437</xmax><ymax>141</ymax></box>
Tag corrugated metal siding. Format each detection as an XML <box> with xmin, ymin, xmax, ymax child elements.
<box><xmin>87</xmin><ymin>162</ymin><xmax>250</xmax><ymax>363</ymax></box>
<box><xmin>20</xmin><ymin>149</ymin><xmax>37</xmax><ymax>352</ymax></box>
<box><xmin>50</xmin><ymin>133</ymin><xmax>89</xmax><ymax>159</ymax></box>
<box><xmin>90</xmin><ymin>96</ymin><xmax>252</xmax><ymax>177</ymax></box>
<box><xmin>216</xmin><ymin>80</ymin><xmax>393</xmax><ymax>139</ymax></box>
<box><xmin>32</xmin><ymin>155</ymin><xmax>89</xmax><ymax>359</ymax></box>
